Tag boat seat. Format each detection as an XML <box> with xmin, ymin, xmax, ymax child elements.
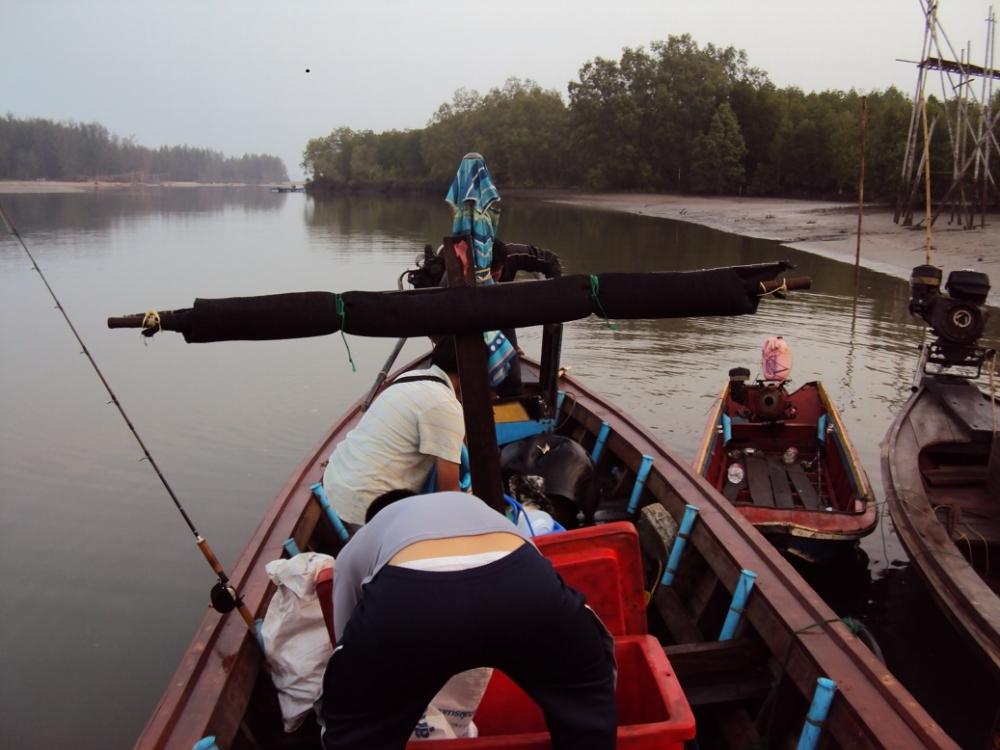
<box><xmin>744</xmin><ymin>454</ymin><xmax>822</xmax><ymax>511</ymax></box>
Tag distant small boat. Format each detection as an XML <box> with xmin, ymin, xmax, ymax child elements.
<box><xmin>272</xmin><ymin>185</ymin><xmax>304</xmax><ymax>193</ymax></box>
<box><xmin>694</xmin><ymin>340</ymin><xmax>877</xmax><ymax>564</ymax></box>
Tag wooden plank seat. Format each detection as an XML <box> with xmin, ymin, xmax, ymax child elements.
<box><xmin>786</xmin><ymin>462</ymin><xmax>822</xmax><ymax>510</ymax></box>
<box><xmin>741</xmin><ymin>453</ymin><xmax>823</xmax><ymax>511</ymax></box>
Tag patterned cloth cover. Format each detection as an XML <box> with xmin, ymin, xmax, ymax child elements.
<box><xmin>445</xmin><ymin>153</ymin><xmax>516</xmax><ymax>387</ymax></box>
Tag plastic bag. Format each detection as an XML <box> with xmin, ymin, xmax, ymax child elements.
<box><xmin>410</xmin><ymin>705</ymin><xmax>458</xmax><ymax>741</ymax></box>
<box><xmin>261</xmin><ymin>553</ymin><xmax>335</xmax><ymax>732</ymax></box>
<box><xmin>430</xmin><ymin>667</ymin><xmax>491</xmax><ymax>738</ymax></box>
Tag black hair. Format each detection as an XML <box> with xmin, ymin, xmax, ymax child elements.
<box><xmin>365</xmin><ymin>489</ymin><xmax>416</xmax><ymax>523</ymax></box>
<box><xmin>429</xmin><ymin>336</ymin><xmax>459</xmax><ymax>374</ymax></box>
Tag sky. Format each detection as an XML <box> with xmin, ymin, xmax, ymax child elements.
<box><xmin>1</xmin><ymin>0</ymin><xmax>995</xmax><ymax>179</ymax></box>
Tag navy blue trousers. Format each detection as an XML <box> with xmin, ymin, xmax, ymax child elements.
<box><xmin>321</xmin><ymin>543</ymin><xmax>617</xmax><ymax>750</ymax></box>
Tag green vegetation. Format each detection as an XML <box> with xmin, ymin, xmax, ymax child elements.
<box><xmin>303</xmin><ymin>34</ymin><xmax>998</xmax><ymax>201</ymax></box>
<box><xmin>0</xmin><ymin>115</ymin><xmax>288</xmax><ymax>183</ymax></box>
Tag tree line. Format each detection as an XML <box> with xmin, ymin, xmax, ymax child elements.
<box><xmin>303</xmin><ymin>34</ymin><xmax>999</xmax><ymax>202</ymax></box>
<box><xmin>0</xmin><ymin>115</ymin><xmax>288</xmax><ymax>183</ymax></box>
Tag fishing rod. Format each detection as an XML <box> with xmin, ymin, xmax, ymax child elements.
<box><xmin>0</xmin><ymin>201</ymin><xmax>256</xmax><ymax>631</ymax></box>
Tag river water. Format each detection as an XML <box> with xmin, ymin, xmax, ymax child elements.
<box><xmin>1</xmin><ymin>189</ymin><xmax>997</xmax><ymax>748</ymax></box>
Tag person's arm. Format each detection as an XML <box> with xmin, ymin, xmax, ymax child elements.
<box><xmin>332</xmin><ymin>541</ymin><xmax>364</xmax><ymax>642</ymax></box>
<box><xmin>434</xmin><ymin>458</ymin><xmax>461</xmax><ymax>491</ymax></box>
<box><xmin>418</xmin><ymin>391</ymin><xmax>465</xmax><ymax>490</ymax></box>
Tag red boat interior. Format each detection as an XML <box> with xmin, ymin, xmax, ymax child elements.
<box><xmin>704</xmin><ymin>382</ymin><xmax>857</xmax><ymax>513</ymax></box>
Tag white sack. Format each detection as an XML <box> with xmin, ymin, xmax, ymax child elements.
<box><xmin>261</xmin><ymin>552</ymin><xmax>335</xmax><ymax>732</ymax></box>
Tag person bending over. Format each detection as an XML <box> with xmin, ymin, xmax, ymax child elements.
<box><xmin>321</xmin><ymin>338</ymin><xmax>464</xmax><ymax>526</ymax></box>
<box><xmin>320</xmin><ymin>491</ymin><xmax>617</xmax><ymax>750</ymax></box>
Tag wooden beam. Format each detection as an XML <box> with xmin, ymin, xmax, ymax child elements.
<box><xmin>665</xmin><ymin>638</ymin><xmax>767</xmax><ymax>680</ymax></box>
<box><xmin>443</xmin><ymin>236</ymin><xmax>504</xmax><ymax>512</ymax></box>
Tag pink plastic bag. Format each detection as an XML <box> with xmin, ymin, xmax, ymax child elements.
<box><xmin>761</xmin><ymin>336</ymin><xmax>792</xmax><ymax>382</ymax></box>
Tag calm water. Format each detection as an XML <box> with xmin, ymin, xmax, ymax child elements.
<box><xmin>1</xmin><ymin>189</ymin><xmax>997</xmax><ymax>748</ymax></box>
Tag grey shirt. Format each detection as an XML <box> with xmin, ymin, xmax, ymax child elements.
<box><xmin>332</xmin><ymin>492</ymin><xmax>531</xmax><ymax>641</ymax></box>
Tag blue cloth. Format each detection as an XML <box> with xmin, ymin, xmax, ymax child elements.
<box><xmin>445</xmin><ymin>153</ymin><xmax>501</xmax><ymax>275</ymax></box>
<box><xmin>445</xmin><ymin>153</ymin><xmax>516</xmax><ymax>387</ymax></box>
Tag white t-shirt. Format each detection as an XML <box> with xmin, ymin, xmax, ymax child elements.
<box><xmin>322</xmin><ymin>366</ymin><xmax>465</xmax><ymax>525</ymax></box>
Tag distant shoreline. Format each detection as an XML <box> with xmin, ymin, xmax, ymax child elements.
<box><xmin>0</xmin><ymin>180</ymin><xmax>296</xmax><ymax>194</ymax></box>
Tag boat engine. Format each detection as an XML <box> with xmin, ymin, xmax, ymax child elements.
<box><xmin>909</xmin><ymin>265</ymin><xmax>991</xmax><ymax>369</ymax></box>
<box><xmin>406</xmin><ymin>244</ymin><xmax>446</xmax><ymax>289</ymax></box>
<box><xmin>729</xmin><ymin>367</ymin><xmax>751</xmax><ymax>404</ymax></box>
<box><xmin>500</xmin><ymin>435</ymin><xmax>598</xmax><ymax>527</ymax></box>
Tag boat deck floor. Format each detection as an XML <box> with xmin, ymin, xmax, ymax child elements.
<box><xmin>726</xmin><ymin>451</ymin><xmax>826</xmax><ymax>511</ymax></box>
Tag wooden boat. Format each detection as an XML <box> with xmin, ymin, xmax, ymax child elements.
<box><xmin>882</xmin><ymin>264</ymin><xmax>1000</xmax><ymax>687</ymax></box>
<box><xmin>882</xmin><ymin>358</ymin><xmax>1000</xmax><ymax>677</ymax></box>
<box><xmin>693</xmin><ymin>363</ymin><xmax>877</xmax><ymax>564</ymax></box>
<box><xmin>110</xmin><ymin>249</ymin><xmax>955</xmax><ymax>749</ymax></box>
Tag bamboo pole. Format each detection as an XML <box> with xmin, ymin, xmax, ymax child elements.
<box><xmin>921</xmin><ymin>92</ymin><xmax>934</xmax><ymax>264</ymax></box>
<box><xmin>854</xmin><ymin>96</ymin><xmax>868</xmax><ymax>303</ymax></box>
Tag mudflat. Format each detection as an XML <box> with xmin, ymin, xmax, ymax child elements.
<box><xmin>544</xmin><ymin>192</ymin><xmax>999</xmax><ymax>307</ymax></box>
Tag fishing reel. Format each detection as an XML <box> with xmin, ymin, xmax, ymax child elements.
<box><xmin>209</xmin><ymin>580</ymin><xmax>243</xmax><ymax>614</ymax></box>
<box><xmin>909</xmin><ymin>265</ymin><xmax>991</xmax><ymax>369</ymax></box>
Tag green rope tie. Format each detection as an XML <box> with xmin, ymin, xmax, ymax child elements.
<box><xmin>335</xmin><ymin>295</ymin><xmax>356</xmax><ymax>372</ymax></box>
<box><xmin>588</xmin><ymin>275</ymin><xmax>619</xmax><ymax>331</ymax></box>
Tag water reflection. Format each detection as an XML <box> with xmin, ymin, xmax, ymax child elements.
<box><xmin>1</xmin><ymin>186</ymin><xmax>285</xmax><ymax>237</ymax></box>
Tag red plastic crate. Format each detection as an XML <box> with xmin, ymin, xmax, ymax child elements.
<box><xmin>535</xmin><ymin>522</ymin><xmax>647</xmax><ymax>636</ymax></box>
<box><xmin>413</xmin><ymin>635</ymin><xmax>696</xmax><ymax>749</ymax></box>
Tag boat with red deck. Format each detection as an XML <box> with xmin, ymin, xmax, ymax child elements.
<box><xmin>693</xmin><ymin>342</ymin><xmax>877</xmax><ymax>563</ymax></box>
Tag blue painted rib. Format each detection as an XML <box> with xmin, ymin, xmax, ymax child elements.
<box><xmin>193</xmin><ymin>737</ymin><xmax>220</xmax><ymax>750</ymax></box>
<box><xmin>310</xmin><ymin>483</ymin><xmax>350</xmax><ymax>542</ymax></box>
<box><xmin>282</xmin><ymin>538</ymin><xmax>301</xmax><ymax>557</ymax></box>
<box><xmin>722</xmin><ymin>413</ymin><xmax>733</xmax><ymax>444</ymax></box>
<box><xmin>626</xmin><ymin>455</ymin><xmax>654</xmax><ymax>514</ymax></box>
<box><xmin>796</xmin><ymin>677</ymin><xmax>837</xmax><ymax>750</ymax></box>
<box><xmin>660</xmin><ymin>504</ymin><xmax>699</xmax><ymax>586</ymax></box>
<box><xmin>719</xmin><ymin>569</ymin><xmax>758</xmax><ymax>640</ymax></box>
<box><xmin>590</xmin><ymin>422</ymin><xmax>611</xmax><ymax>463</ymax></box>
<box><xmin>817</xmin><ymin>414</ymin><xmax>829</xmax><ymax>445</ymax></box>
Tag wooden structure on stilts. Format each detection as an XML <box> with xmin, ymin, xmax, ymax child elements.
<box><xmin>895</xmin><ymin>2</ymin><xmax>1000</xmax><ymax>229</ymax></box>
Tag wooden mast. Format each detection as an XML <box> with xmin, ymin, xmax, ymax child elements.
<box><xmin>443</xmin><ymin>235</ymin><xmax>505</xmax><ymax>511</ymax></box>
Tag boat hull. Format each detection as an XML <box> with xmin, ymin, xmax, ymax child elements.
<box><xmin>136</xmin><ymin>360</ymin><xmax>953</xmax><ymax>749</ymax></box>
<box><xmin>882</xmin><ymin>375</ymin><xmax>1000</xmax><ymax>678</ymax></box>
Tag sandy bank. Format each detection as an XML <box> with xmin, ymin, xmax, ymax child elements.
<box><xmin>545</xmin><ymin>192</ymin><xmax>999</xmax><ymax>307</ymax></box>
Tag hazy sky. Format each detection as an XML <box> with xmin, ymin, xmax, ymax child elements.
<box><xmin>2</xmin><ymin>0</ymin><xmax>994</xmax><ymax>179</ymax></box>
